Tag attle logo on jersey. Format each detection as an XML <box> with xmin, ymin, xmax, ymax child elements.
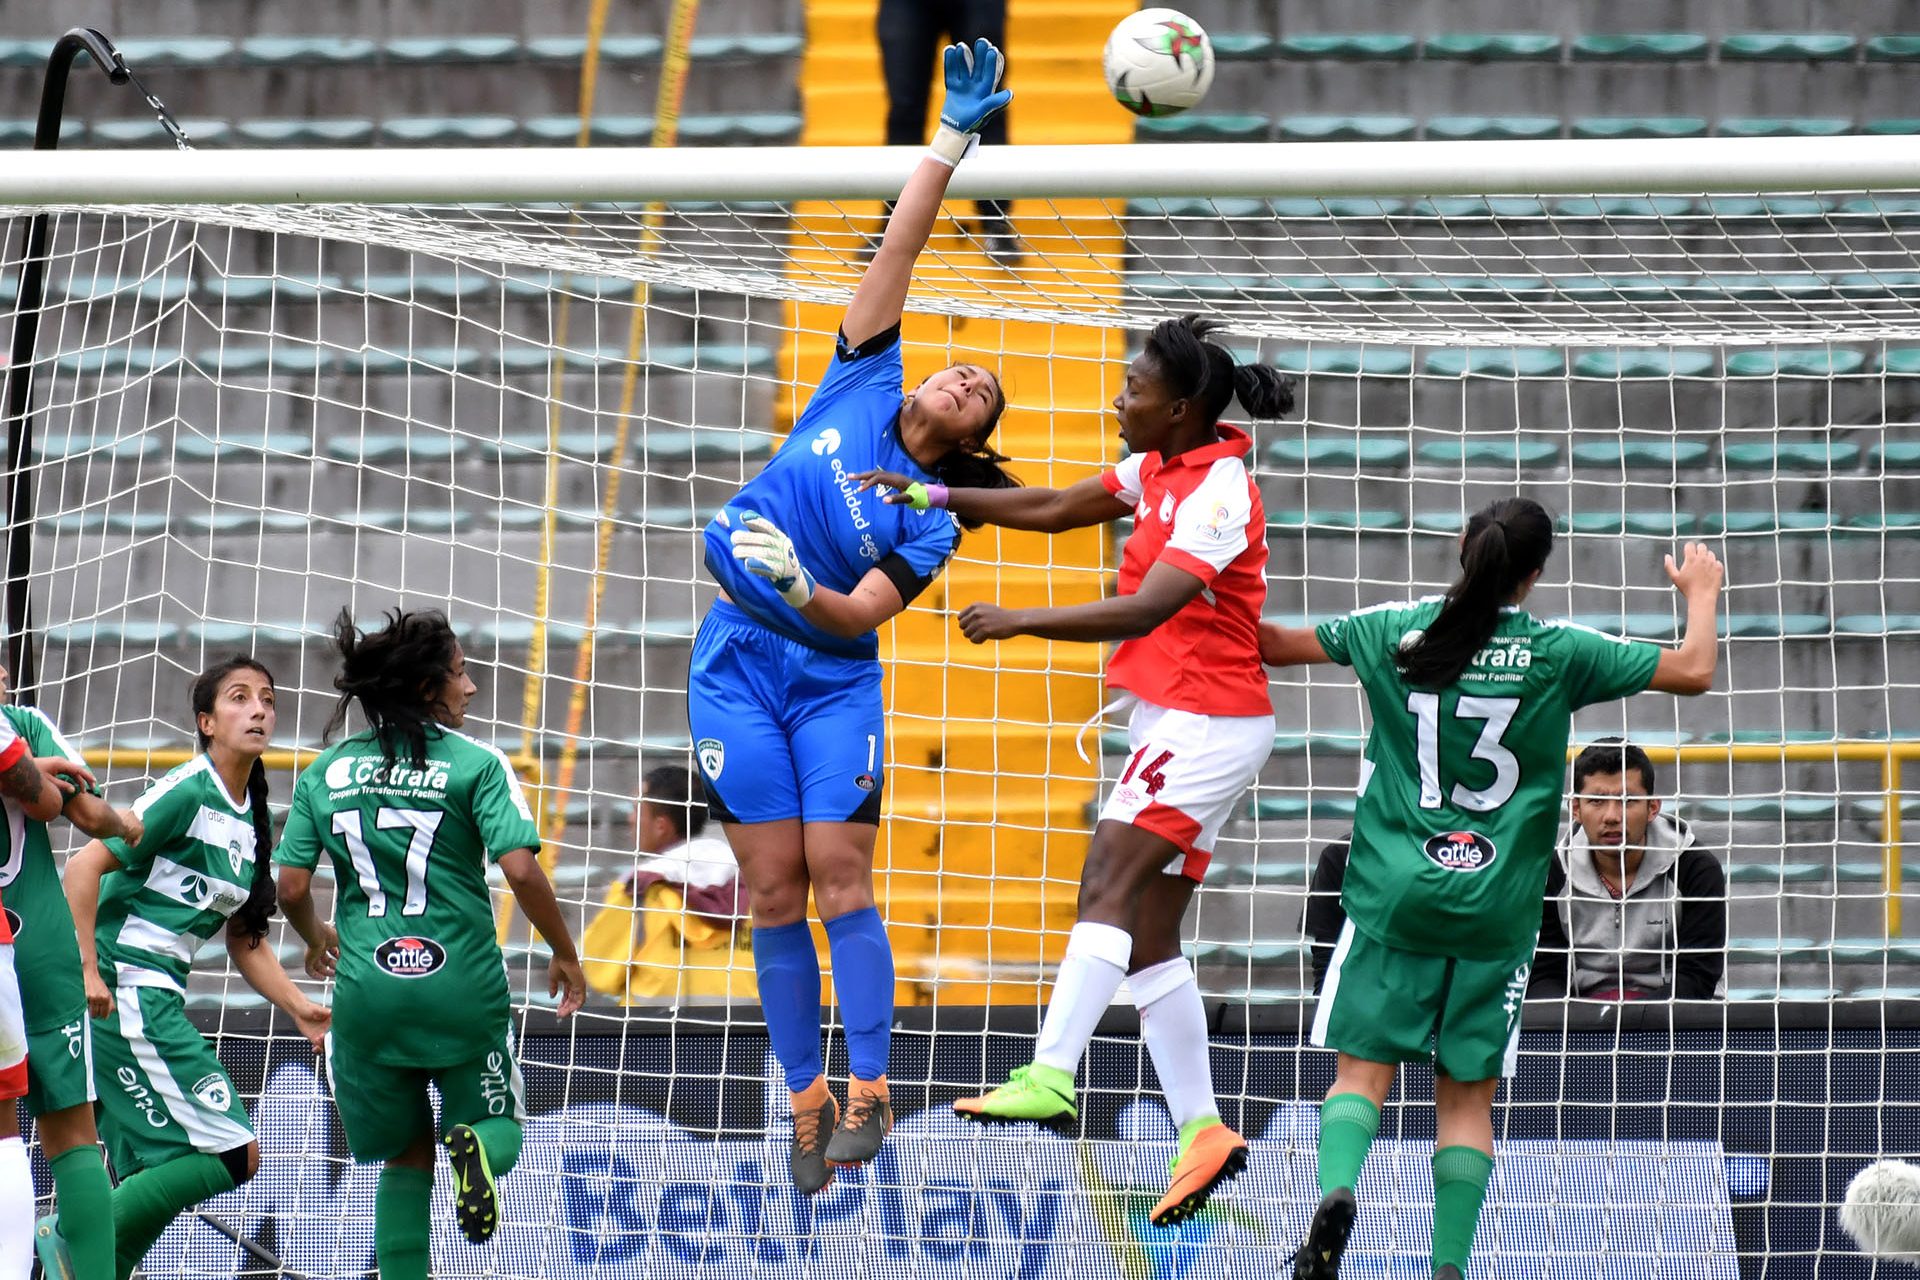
<box><xmin>1422</xmin><ymin>830</ymin><xmax>1498</xmax><ymax>873</ymax></box>
<box><xmin>374</xmin><ymin>935</ymin><xmax>448</xmax><ymax>979</ymax></box>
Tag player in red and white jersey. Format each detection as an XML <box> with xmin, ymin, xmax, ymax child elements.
<box><xmin>857</xmin><ymin>314</ymin><xmax>1295</xmax><ymax>1226</ymax></box>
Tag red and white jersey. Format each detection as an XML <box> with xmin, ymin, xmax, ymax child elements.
<box><xmin>1100</xmin><ymin>425</ymin><xmax>1271</xmax><ymax>716</ymax></box>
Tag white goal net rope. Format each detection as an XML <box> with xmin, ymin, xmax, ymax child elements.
<box><xmin>3</xmin><ymin>145</ymin><xmax>1917</xmax><ymax>1277</ymax></box>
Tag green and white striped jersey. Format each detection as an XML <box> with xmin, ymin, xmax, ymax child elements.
<box><xmin>0</xmin><ymin>704</ymin><xmax>96</xmax><ymax>1026</ymax></box>
<box><xmin>96</xmin><ymin>756</ymin><xmax>257</xmax><ymax>993</ymax></box>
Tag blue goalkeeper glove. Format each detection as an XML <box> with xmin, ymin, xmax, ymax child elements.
<box><xmin>729</xmin><ymin>510</ymin><xmax>816</xmax><ymax>609</ymax></box>
<box><xmin>930</xmin><ymin>38</ymin><xmax>1012</xmax><ymax>166</ymax></box>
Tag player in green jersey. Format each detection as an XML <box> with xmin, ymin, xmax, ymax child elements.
<box><xmin>0</xmin><ymin>663</ymin><xmax>149</xmax><ymax>1280</ymax></box>
<box><xmin>1259</xmin><ymin>498</ymin><xmax>1723</xmax><ymax>1280</ymax></box>
<box><xmin>277</xmin><ymin>609</ymin><xmax>587</xmax><ymax>1280</ymax></box>
<box><xmin>65</xmin><ymin>657</ymin><xmax>330</xmax><ymax>1280</ymax></box>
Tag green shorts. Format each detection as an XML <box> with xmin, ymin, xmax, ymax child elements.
<box><xmin>1311</xmin><ymin>919</ymin><xmax>1535</xmax><ymax>1082</ymax></box>
<box><xmin>26</xmin><ymin>1013</ymin><xmax>96</xmax><ymax>1116</ymax></box>
<box><xmin>326</xmin><ymin>1030</ymin><xmax>527</xmax><ymax>1164</ymax></box>
<box><xmin>93</xmin><ymin>982</ymin><xmax>253</xmax><ymax>1176</ymax></box>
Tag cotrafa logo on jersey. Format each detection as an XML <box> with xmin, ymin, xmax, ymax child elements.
<box><xmin>374</xmin><ymin>934</ymin><xmax>447</xmax><ymax>979</ymax></box>
<box><xmin>1422</xmin><ymin>830</ymin><xmax>1498</xmax><ymax>873</ymax></box>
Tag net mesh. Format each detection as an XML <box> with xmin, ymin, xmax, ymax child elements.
<box><xmin>5</xmin><ymin>187</ymin><xmax>1917</xmax><ymax>1276</ymax></box>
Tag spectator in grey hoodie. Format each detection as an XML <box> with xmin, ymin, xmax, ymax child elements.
<box><xmin>1528</xmin><ymin>738</ymin><xmax>1727</xmax><ymax>1000</ymax></box>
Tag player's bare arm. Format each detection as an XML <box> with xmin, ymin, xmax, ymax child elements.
<box><xmin>277</xmin><ymin>867</ymin><xmax>340</xmax><ymax>979</ymax></box>
<box><xmin>62</xmin><ymin>840</ymin><xmax>125</xmax><ymax>1018</ymax></box>
<box><xmin>62</xmin><ymin>788</ymin><xmax>142</xmax><ymax>846</ymax></box>
<box><xmin>797</xmin><ymin>568</ymin><xmax>908</xmax><ymax>640</ymax></box>
<box><xmin>226</xmin><ymin>919</ymin><xmax>331</xmax><ymax>1049</ymax></box>
<box><xmin>0</xmin><ymin>752</ymin><xmax>59</xmax><ymax>821</ymax></box>
<box><xmin>1648</xmin><ymin>542</ymin><xmax>1724</xmax><ymax>696</ymax></box>
<box><xmin>1259</xmin><ymin>624</ymin><xmax>1332</xmax><ymax>668</ymax></box>
<box><xmin>855</xmin><ymin>469</ymin><xmax>1131</xmax><ymax>533</ymax></box>
<box><xmin>959</xmin><ymin>560</ymin><xmax>1207</xmax><ymax>644</ymax></box>
<box><xmin>498</xmin><ymin>848</ymin><xmax>587</xmax><ymax>1017</ymax></box>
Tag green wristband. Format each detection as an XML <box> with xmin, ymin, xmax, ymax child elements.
<box><xmin>903</xmin><ymin>482</ymin><xmax>931</xmax><ymax>512</ymax></box>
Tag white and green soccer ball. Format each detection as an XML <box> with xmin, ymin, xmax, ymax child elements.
<box><xmin>1103</xmin><ymin>7</ymin><xmax>1215</xmax><ymax>118</ymax></box>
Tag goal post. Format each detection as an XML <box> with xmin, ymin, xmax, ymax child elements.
<box><xmin>6</xmin><ymin>142</ymin><xmax>1920</xmax><ymax>1276</ymax></box>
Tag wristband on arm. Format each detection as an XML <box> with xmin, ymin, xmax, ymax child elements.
<box><xmin>904</xmin><ymin>482</ymin><xmax>950</xmax><ymax>511</ymax></box>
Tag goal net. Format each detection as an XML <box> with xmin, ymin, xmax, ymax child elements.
<box><xmin>5</xmin><ymin>141</ymin><xmax>1917</xmax><ymax>1278</ymax></box>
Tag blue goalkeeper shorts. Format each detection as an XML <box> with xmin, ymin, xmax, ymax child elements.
<box><xmin>686</xmin><ymin>601</ymin><xmax>885</xmax><ymax>825</ymax></box>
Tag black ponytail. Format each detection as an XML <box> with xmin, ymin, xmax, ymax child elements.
<box><xmin>324</xmin><ymin>607</ymin><xmax>460</xmax><ymax>768</ymax></box>
<box><xmin>1396</xmin><ymin>497</ymin><xmax>1555</xmax><ymax>690</ymax></box>
<box><xmin>192</xmin><ymin>655</ymin><xmax>278</xmax><ymax>948</ymax></box>
<box><xmin>1142</xmin><ymin>314</ymin><xmax>1298</xmax><ymax>424</ymax></box>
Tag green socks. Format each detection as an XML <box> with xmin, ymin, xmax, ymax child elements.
<box><xmin>469</xmin><ymin>1117</ymin><xmax>524</xmax><ymax>1177</ymax></box>
<box><xmin>49</xmin><ymin>1146</ymin><xmax>116</xmax><ymax>1280</ymax></box>
<box><xmin>110</xmin><ymin>1151</ymin><xmax>236</xmax><ymax>1280</ymax></box>
<box><xmin>1431</xmin><ymin>1145</ymin><xmax>1495</xmax><ymax>1276</ymax></box>
<box><xmin>1317</xmin><ymin>1092</ymin><xmax>1382</xmax><ymax>1196</ymax></box>
<box><xmin>376</xmin><ymin>1166</ymin><xmax>434</xmax><ymax>1280</ymax></box>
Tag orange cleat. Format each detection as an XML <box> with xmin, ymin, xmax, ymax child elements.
<box><xmin>1150</xmin><ymin>1120</ymin><xmax>1250</xmax><ymax>1227</ymax></box>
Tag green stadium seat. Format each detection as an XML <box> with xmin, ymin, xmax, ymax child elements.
<box><xmin>1727</xmin><ymin>861</ymin><xmax>1833</xmax><ymax>885</ymax></box>
<box><xmin>1424</xmin><ymin>348</ymin><xmax>1567</xmax><ymax>378</ymax></box>
<box><xmin>1568</xmin><ymin>440</ymin><xmax>1712</xmax><ymax>469</ymax></box>
<box><xmin>344</xmin><ymin>346</ymin><xmax>484</xmax><ymax>376</ymax></box>
<box><xmin>493</xmin><ymin>507</ymin><xmax>608</xmax><ymax>533</ymax></box>
<box><xmin>43</xmin><ymin>620</ymin><xmax>181</xmax><ymax>646</ymax></box>
<box><xmin>1407</xmin><ymin>197</ymin><xmax>1549</xmax><ymax>218</ymax></box>
<box><xmin>383</xmin><ymin>36</ymin><xmax>521</xmax><ymax>62</ymax></box>
<box><xmin>1136</xmin><ymin>113</ymin><xmax>1270</xmax><ymax>141</ymax></box>
<box><xmin>56</xmin><ymin>276</ymin><xmax>191</xmax><ymax>304</ymax></box>
<box><xmin>90</xmin><ymin>118</ymin><xmax>230</xmax><ymax>147</ymax></box>
<box><xmin>688</xmin><ymin>33</ymin><xmax>806</xmax><ymax>59</ymax></box>
<box><xmin>357</xmin><ymin>509</ymin><xmax>482</xmax><ymax>535</ymax></box>
<box><xmin>0</xmin><ymin>120</ymin><xmax>82</xmax><ymax>147</ymax></box>
<box><xmin>351</xmin><ymin>273</ymin><xmax>494</xmax><ymax>306</ymax></box>
<box><xmin>1722</xmin><ymin>441</ymin><xmax>1863</xmax><ymax>471</ymax></box>
<box><xmin>1719</xmin><ymin>33</ymin><xmax>1857</xmax><ymax>60</ymax></box>
<box><xmin>1424</xmin><ymin>115</ymin><xmax>1559</xmax><ymax>141</ymax></box>
<box><xmin>1866</xmin><ymin>36</ymin><xmax>1920</xmax><ymax>61</ymax></box>
<box><xmin>1266</xmin><ymin>509</ymin><xmax>1406</xmax><ymax>533</ymax></box>
<box><xmin>1718</xmin><ymin>614</ymin><xmax>1829</xmax><ymax>638</ymax></box>
<box><xmin>1278</xmin><ymin>115</ymin><xmax>1417</xmax><ymax>142</ymax></box>
<box><xmin>1248</xmin><ymin>794</ymin><xmax>1359</xmax><ymax>821</ymax></box>
<box><xmin>1129</xmin><ymin>196</ymin><xmax>1269</xmax><ymax>218</ymax></box>
<box><xmin>1268</xmin><ymin>348</ymin><xmax>1414</xmax><ymax>376</ymax></box>
<box><xmin>1729</xmin><ymin>987</ymin><xmax>1842</xmax><ymax>1002</ymax></box>
<box><xmin>1719</xmin><ymin>117</ymin><xmax>1854</xmax><ymax>138</ymax></box>
<box><xmin>1834</xmin><ymin>272</ymin><xmax>1920</xmax><ymax>300</ymax></box>
<box><xmin>522</xmin><ymin>115</ymin><xmax>656</xmax><ymax>145</ymax></box>
<box><xmin>1689</xmin><ymin>794</ymin><xmax>1837</xmax><ymax>822</ymax></box>
<box><xmin>0</xmin><ymin>40</ymin><xmax>47</xmax><ymax>67</ymax></box>
<box><xmin>1725</xmin><ymin>349</ymin><xmax>1867</xmax><ymax>377</ymax></box>
<box><xmin>1870</xmin><ymin>440</ymin><xmax>1920</xmax><ymax>469</ymax></box>
<box><xmin>1209</xmin><ymin>33</ymin><xmax>1277</xmax><ymax>61</ymax></box>
<box><xmin>1705</xmin><ymin>511</ymin><xmax>1842</xmax><ymax>537</ymax></box>
<box><xmin>1877</xmin><ymin>351</ymin><xmax>1920</xmax><ymax>378</ymax></box>
<box><xmin>46</xmin><ymin>510</ymin><xmax>171</xmax><ymax>536</ymax></box>
<box><xmin>323</xmin><ymin>433</ymin><xmax>463</xmax><ymax>466</ymax></box>
<box><xmin>188</xmin><ymin>620</ymin><xmax>321</xmax><ymax>648</ymax></box>
<box><xmin>486</xmin><ymin>432</ymin><xmax>623</xmax><ymax>462</ymax></box>
<box><xmin>1189</xmin><ymin>940</ymin><xmax>1309</xmax><ymax>965</ymax></box>
<box><xmin>1865</xmin><ymin>119</ymin><xmax>1920</xmax><ymax>135</ymax></box>
<box><xmin>106</xmin><ymin>37</ymin><xmax>235</xmax><ymax>67</ymax></box>
<box><xmin>635</xmin><ymin>429</ymin><xmax>777</xmax><ymax>463</ymax></box>
<box><xmin>1265</xmin><ymin>437</ymin><xmax>1411</xmax><ymax>469</ymax></box>
<box><xmin>378</xmin><ymin>116</ymin><xmax>518</xmax><ymax>145</ymax></box>
<box><xmin>677</xmin><ymin>114</ymin><xmax>803</xmax><ymax>144</ymax></box>
<box><xmin>191</xmin><ymin>344</ymin><xmax>341</xmax><ymax>376</ymax></box>
<box><xmin>1271</xmin><ymin>730</ymin><xmax>1367</xmax><ymax>755</ymax></box>
<box><xmin>238</xmin><ymin>36</ymin><xmax>378</xmax><ymax>65</ymax></box>
<box><xmin>525</xmin><ymin>35</ymin><xmax>664</xmax><ymax>63</ymax></box>
<box><xmin>1837</xmin><ymin>614</ymin><xmax>1920</xmax><ymax>636</ymax></box>
<box><xmin>1572</xmin><ymin>116</ymin><xmax>1710</xmax><ymax>140</ymax></box>
<box><xmin>206</xmin><ymin>275</ymin><xmax>340</xmax><ymax>305</ymax></box>
<box><xmin>477</xmin><ymin>618</ymin><xmax>694</xmax><ymax>650</ymax></box>
<box><xmin>1573</xmin><ymin>350</ymin><xmax>1717</xmax><ymax>379</ymax></box>
<box><xmin>1570</xmin><ymin>612</ymin><xmax>1677</xmax><ymax>640</ymax></box>
<box><xmin>187</xmin><ymin>992</ymin><xmax>270</xmax><ymax>1012</ymax></box>
<box><xmin>52</xmin><ymin>348</ymin><xmax>182</xmax><ymax>376</ymax></box>
<box><xmin>235</xmin><ymin>118</ymin><xmax>376</xmax><ymax>145</ymax></box>
<box><xmin>1845</xmin><ymin>512</ymin><xmax>1920</xmax><ymax>535</ymax></box>
<box><xmin>1570</xmin><ymin>33</ymin><xmax>1709</xmax><ymax>61</ymax></box>
<box><xmin>1276</xmin><ymin>33</ymin><xmax>1417</xmax><ymax>60</ymax></box>
<box><xmin>1831</xmin><ymin>940</ymin><xmax>1920</xmax><ymax>966</ymax></box>
<box><xmin>1551</xmin><ymin>196</ymin><xmax>1694</xmax><ymax>218</ymax></box>
<box><xmin>1699</xmin><ymin>195</ymin><xmax>1832</xmax><ymax>218</ymax></box>
<box><xmin>1560</xmin><ymin>511</ymin><xmax>1700</xmax><ymax>537</ymax></box>
<box><xmin>1422</xmin><ymin>33</ymin><xmax>1562</xmax><ymax>61</ymax></box>
<box><xmin>174</xmin><ymin>430</ymin><xmax>313</xmax><ymax>461</ymax></box>
<box><xmin>1702</xmin><ymin>728</ymin><xmax>1844</xmax><ymax>745</ymax></box>
<box><xmin>1213</xmin><ymin>859</ymin><xmax>1312</xmax><ymax>888</ymax></box>
<box><xmin>186</xmin><ymin>510</ymin><xmax>315</xmax><ymax>536</ymax></box>
<box><xmin>1414</xmin><ymin>438</ymin><xmax>1562</xmax><ymax>469</ymax></box>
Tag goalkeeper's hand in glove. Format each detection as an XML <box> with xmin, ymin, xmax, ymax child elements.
<box><xmin>929</xmin><ymin>37</ymin><xmax>1012</xmax><ymax>166</ymax></box>
<box><xmin>730</xmin><ymin>510</ymin><xmax>816</xmax><ymax>609</ymax></box>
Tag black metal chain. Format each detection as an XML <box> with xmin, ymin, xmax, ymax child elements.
<box><xmin>120</xmin><ymin>64</ymin><xmax>193</xmax><ymax>150</ymax></box>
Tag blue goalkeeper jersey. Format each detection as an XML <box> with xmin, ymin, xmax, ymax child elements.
<box><xmin>702</xmin><ymin>326</ymin><xmax>962</xmax><ymax>659</ymax></box>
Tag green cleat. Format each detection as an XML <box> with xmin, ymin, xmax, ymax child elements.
<box><xmin>443</xmin><ymin>1123</ymin><xmax>501</xmax><ymax>1244</ymax></box>
<box><xmin>34</xmin><ymin>1215</ymin><xmax>76</xmax><ymax>1280</ymax></box>
<box><xmin>953</xmin><ymin>1062</ymin><xmax>1079</xmax><ymax>1134</ymax></box>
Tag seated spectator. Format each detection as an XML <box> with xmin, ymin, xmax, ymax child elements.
<box><xmin>1528</xmin><ymin>738</ymin><xmax>1727</xmax><ymax>1001</ymax></box>
<box><xmin>581</xmin><ymin>765</ymin><xmax>754</xmax><ymax>1003</ymax></box>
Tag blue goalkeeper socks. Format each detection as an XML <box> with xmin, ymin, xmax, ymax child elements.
<box><xmin>824</xmin><ymin>906</ymin><xmax>895</xmax><ymax>1081</ymax></box>
<box><xmin>752</xmin><ymin>920</ymin><xmax>824</xmax><ymax>1091</ymax></box>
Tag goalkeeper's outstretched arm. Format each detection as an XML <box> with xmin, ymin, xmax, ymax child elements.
<box><xmin>855</xmin><ymin>470</ymin><xmax>1130</xmax><ymax>532</ymax></box>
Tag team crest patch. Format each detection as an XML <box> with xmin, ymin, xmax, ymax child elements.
<box><xmin>697</xmin><ymin>738</ymin><xmax>725</xmax><ymax>780</ymax></box>
<box><xmin>374</xmin><ymin>935</ymin><xmax>448</xmax><ymax>979</ymax></box>
<box><xmin>226</xmin><ymin>838</ymin><xmax>247</xmax><ymax>879</ymax></box>
<box><xmin>1422</xmin><ymin>830</ymin><xmax>1498</xmax><ymax>873</ymax></box>
<box><xmin>1158</xmin><ymin>492</ymin><xmax>1176</xmax><ymax>523</ymax></box>
<box><xmin>191</xmin><ymin>1072</ymin><xmax>232</xmax><ymax>1112</ymax></box>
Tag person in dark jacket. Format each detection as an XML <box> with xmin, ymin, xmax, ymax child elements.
<box><xmin>1528</xmin><ymin>738</ymin><xmax>1726</xmax><ymax>1000</ymax></box>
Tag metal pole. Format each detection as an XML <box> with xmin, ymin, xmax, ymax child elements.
<box><xmin>2</xmin><ymin>28</ymin><xmax>129</xmax><ymax>702</ymax></box>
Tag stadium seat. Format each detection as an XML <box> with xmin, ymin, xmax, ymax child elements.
<box><xmin>686</xmin><ymin>33</ymin><xmax>807</xmax><ymax>59</ymax></box>
<box><xmin>1865</xmin><ymin>119</ymin><xmax>1920</xmax><ymax>135</ymax></box>
<box><xmin>1572</xmin><ymin>117</ymin><xmax>1710</xmax><ymax>140</ymax></box>
<box><xmin>1266</xmin><ymin>509</ymin><xmax>1406</xmax><ymax>533</ymax></box>
<box><xmin>1278</xmin><ymin>115</ymin><xmax>1417</xmax><ymax>142</ymax></box>
<box><xmin>1706</xmin><ymin>511</ymin><xmax>1842</xmax><ymax>536</ymax></box>
<box><xmin>1573</xmin><ymin>350</ymin><xmax>1717</xmax><ymax>379</ymax></box>
<box><xmin>323</xmin><ymin>433</ymin><xmax>462</xmax><ymax>466</ymax></box>
<box><xmin>56</xmin><ymin>276</ymin><xmax>191</xmax><ymax>304</ymax></box>
<box><xmin>676</xmin><ymin>114</ymin><xmax>804</xmax><ymax>144</ymax></box>
<box><xmin>1870</xmin><ymin>440</ymin><xmax>1920</xmax><ymax>469</ymax></box>
<box><xmin>1725</xmin><ymin>349</ymin><xmax>1867</xmax><ymax>377</ymax></box>
<box><xmin>1569</xmin><ymin>613</ymin><xmax>1678</xmax><ymax>640</ymax></box>
<box><xmin>1264</xmin><ymin>437</ymin><xmax>1411</xmax><ymax>469</ymax></box>
<box><xmin>1569</xmin><ymin>34</ymin><xmax>1709</xmax><ymax>61</ymax></box>
<box><xmin>1551</xmin><ymin>196</ymin><xmax>1694</xmax><ymax>217</ymax></box>
<box><xmin>1722</xmin><ymin>441</ymin><xmax>1863</xmax><ymax>471</ymax></box>
<box><xmin>1408</xmin><ymin>197</ymin><xmax>1549</xmax><ymax>217</ymax></box>
<box><xmin>1276</xmin><ymin>33</ymin><xmax>1417</xmax><ymax>60</ymax></box>
<box><xmin>237</xmin><ymin>36</ymin><xmax>378</xmax><ymax>65</ymax></box>
<box><xmin>1561</xmin><ymin>511</ymin><xmax>1700</xmax><ymax>537</ymax></box>
<box><xmin>1133</xmin><ymin>273</ymin><xmax>1263</xmax><ymax>302</ymax></box>
<box><xmin>634</xmin><ymin>429</ymin><xmax>777</xmax><ymax>463</ymax></box>
<box><xmin>1424</xmin><ymin>347</ymin><xmax>1567</xmax><ymax>378</ymax></box>
<box><xmin>1269</xmin><ymin>348</ymin><xmax>1414</xmax><ymax>376</ymax></box>
<box><xmin>104</xmin><ymin>37</ymin><xmax>235</xmax><ymax>67</ymax></box>
<box><xmin>351</xmin><ymin>273</ymin><xmax>493</xmax><ymax>306</ymax></box>
<box><xmin>1719</xmin><ymin>118</ymin><xmax>1854</xmax><ymax>138</ymax></box>
<box><xmin>1877</xmin><ymin>351</ymin><xmax>1920</xmax><ymax>377</ymax></box>
<box><xmin>1720</xmin><ymin>614</ymin><xmax>1830</xmax><ymax>638</ymax></box>
<box><xmin>1271</xmin><ymin>730</ymin><xmax>1367</xmax><ymax>755</ymax></box>
<box><xmin>1422</xmin><ymin>33</ymin><xmax>1562</xmax><ymax>61</ymax></box>
<box><xmin>1135</xmin><ymin>113</ymin><xmax>1270</xmax><ymax>141</ymax></box>
<box><xmin>1726</xmin><ymin>861</ymin><xmax>1835</xmax><ymax>886</ymax></box>
<box><xmin>1209</xmin><ymin>33</ymin><xmax>1277</xmax><ymax>60</ymax></box>
<box><xmin>377</xmin><ymin>116</ymin><xmax>518</xmax><ymax>145</ymax></box>
<box><xmin>1837</xmin><ymin>614</ymin><xmax>1920</xmax><ymax>636</ymax></box>
<box><xmin>1700</xmin><ymin>195</ymin><xmax>1832</xmax><ymax>218</ymax></box>
<box><xmin>1718</xmin><ymin>33</ymin><xmax>1857</xmax><ymax>61</ymax></box>
<box><xmin>1688</xmin><ymin>794</ymin><xmax>1838</xmax><ymax>821</ymax></box>
<box><xmin>1130</xmin><ymin>196</ymin><xmax>1267</xmax><ymax>218</ymax></box>
<box><xmin>525</xmin><ymin>35</ymin><xmax>664</xmax><ymax>63</ymax></box>
<box><xmin>521</xmin><ymin>115</ymin><xmax>655</xmax><ymax>145</ymax></box>
<box><xmin>485</xmin><ymin>432</ymin><xmax>624</xmax><ymax>462</ymax></box>
<box><xmin>477</xmin><ymin>618</ymin><xmax>694</xmax><ymax>650</ymax></box>
<box><xmin>189</xmin><ymin>620</ymin><xmax>322</xmax><ymax>648</ymax></box>
<box><xmin>382</xmin><ymin>36</ymin><xmax>521</xmax><ymax>63</ymax></box>
<box><xmin>1248</xmin><ymin>795</ymin><xmax>1359</xmax><ymax>821</ymax></box>
<box><xmin>1866</xmin><ymin>36</ymin><xmax>1920</xmax><ymax>61</ymax></box>
<box><xmin>356</xmin><ymin>509</ymin><xmax>483</xmax><ymax>535</ymax></box>
<box><xmin>1414</xmin><ymin>438</ymin><xmax>1562</xmax><ymax>468</ymax></box>
<box><xmin>52</xmin><ymin>346</ymin><xmax>182</xmax><ymax>376</ymax></box>
<box><xmin>1424</xmin><ymin>115</ymin><xmax>1560</xmax><ymax>141</ymax></box>
<box><xmin>191</xmin><ymin>343</ymin><xmax>341</xmax><ymax>376</ymax></box>
<box><xmin>235</xmin><ymin>118</ymin><xmax>377</xmax><ymax>145</ymax></box>
<box><xmin>173</xmin><ymin>430</ymin><xmax>313</xmax><ymax>462</ymax></box>
<box><xmin>343</xmin><ymin>346</ymin><xmax>484</xmax><ymax>376</ymax></box>
<box><xmin>46</xmin><ymin>510</ymin><xmax>171</xmax><ymax>536</ymax></box>
<box><xmin>1568</xmin><ymin>440</ymin><xmax>1712</xmax><ymax>469</ymax></box>
<box><xmin>1213</xmin><ymin>859</ymin><xmax>1311</xmax><ymax>887</ymax></box>
<box><xmin>43</xmin><ymin>620</ymin><xmax>180</xmax><ymax>646</ymax></box>
<box><xmin>90</xmin><ymin>119</ymin><xmax>230</xmax><ymax>147</ymax></box>
<box><xmin>185</xmin><ymin>510</ymin><xmax>314</xmax><ymax>536</ymax></box>
<box><xmin>0</xmin><ymin>120</ymin><xmax>81</xmax><ymax>147</ymax></box>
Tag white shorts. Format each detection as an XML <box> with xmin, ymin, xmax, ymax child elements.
<box><xmin>1098</xmin><ymin>697</ymin><xmax>1274</xmax><ymax>881</ymax></box>
<box><xmin>0</xmin><ymin>941</ymin><xmax>25</xmax><ymax>1102</ymax></box>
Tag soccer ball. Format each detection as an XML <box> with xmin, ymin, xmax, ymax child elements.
<box><xmin>1103</xmin><ymin>8</ymin><xmax>1215</xmax><ymax>118</ymax></box>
